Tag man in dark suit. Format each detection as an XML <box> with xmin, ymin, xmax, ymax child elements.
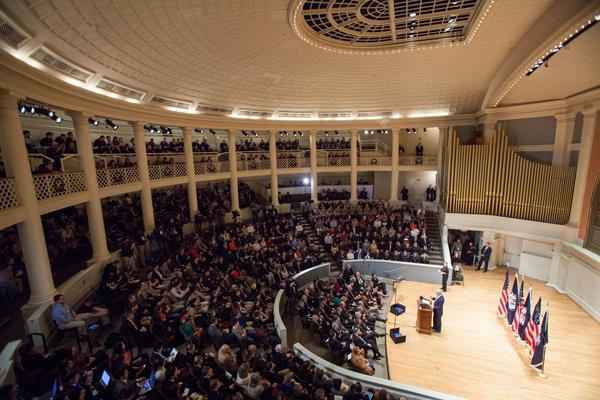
<box><xmin>477</xmin><ymin>241</ymin><xmax>493</xmax><ymax>272</ymax></box>
<box><xmin>440</xmin><ymin>262</ymin><xmax>449</xmax><ymax>292</ymax></box>
<box><xmin>432</xmin><ymin>289</ymin><xmax>444</xmax><ymax>333</ymax></box>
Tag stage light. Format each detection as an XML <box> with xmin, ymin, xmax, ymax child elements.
<box><xmin>18</xmin><ymin>103</ymin><xmax>26</xmax><ymax>113</ymax></box>
<box><xmin>88</xmin><ymin>117</ymin><xmax>99</xmax><ymax>126</ymax></box>
<box><xmin>596</xmin><ymin>14</ymin><xmax>600</xmax><ymax>21</ymax></box>
<box><xmin>194</xmin><ymin>128</ymin><xmax>204</xmax><ymax>134</ymax></box>
<box><xmin>325</xmin><ymin>131</ymin><xmax>329</xmax><ymax>136</ymax></box>
<box><xmin>106</xmin><ymin>119</ymin><xmax>118</xmax><ymax>130</ymax></box>
<box><xmin>409</xmin><ymin>12</ymin><xmax>417</xmax><ymax>17</ymax></box>
<box><xmin>302</xmin><ymin>177</ymin><xmax>310</xmax><ymax>185</ymax></box>
<box><xmin>423</xmin><ymin>128</ymin><xmax>427</xmax><ymax>133</ymax></box>
<box><xmin>444</xmin><ymin>27</ymin><xmax>451</xmax><ymax>32</ymax></box>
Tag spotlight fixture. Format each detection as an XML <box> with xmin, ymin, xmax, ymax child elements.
<box><xmin>209</xmin><ymin>129</ymin><xmax>217</xmax><ymax>136</ymax></box>
<box><xmin>423</xmin><ymin>128</ymin><xmax>427</xmax><ymax>133</ymax></box>
<box><xmin>409</xmin><ymin>12</ymin><xmax>417</xmax><ymax>17</ymax></box>
<box><xmin>325</xmin><ymin>131</ymin><xmax>329</xmax><ymax>136</ymax></box>
<box><xmin>30</xmin><ymin>105</ymin><xmax>35</xmax><ymax>113</ymax></box>
<box><xmin>52</xmin><ymin>115</ymin><xmax>63</xmax><ymax>124</ymax></box>
<box><xmin>160</xmin><ymin>126</ymin><xmax>172</xmax><ymax>135</ymax></box>
<box><xmin>194</xmin><ymin>128</ymin><xmax>205</xmax><ymax>134</ymax></box>
<box><xmin>335</xmin><ymin>131</ymin><xmax>340</xmax><ymax>136</ymax></box>
<box><xmin>105</xmin><ymin>119</ymin><xmax>118</xmax><ymax>130</ymax></box>
<box><xmin>252</xmin><ymin>131</ymin><xmax>258</xmax><ymax>137</ymax></box>
<box><xmin>241</xmin><ymin>130</ymin><xmax>248</xmax><ymax>136</ymax></box>
<box><xmin>88</xmin><ymin>117</ymin><xmax>99</xmax><ymax>126</ymax></box>
<box><xmin>18</xmin><ymin>102</ymin><xmax>26</xmax><ymax>114</ymax></box>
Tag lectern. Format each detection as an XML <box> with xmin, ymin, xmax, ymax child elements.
<box><xmin>416</xmin><ymin>296</ymin><xmax>433</xmax><ymax>335</ymax></box>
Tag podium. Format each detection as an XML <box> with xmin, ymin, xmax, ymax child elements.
<box><xmin>416</xmin><ymin>296</ymin><xmax>433</xmax><ymax>335</ymax></box>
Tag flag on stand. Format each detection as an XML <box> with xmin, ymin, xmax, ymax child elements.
<box><xmin>531</xmin><ymin>309</ymin><xmax>549</xmax><ymax>371</ymax></box>
<box><xmin>512</xmin><ymin>277</ymin><xmax>525</xmax><ymax>333</ymax></box>
<box><xmin>526</xmin><ymin>297</ymin><xmax>542</xmax><ymax>351</ymax></box>
<box><xmin>506</xmin><ymin>273</ymin><xmax>519</xmax><ymax>325</ymax></box>
<box><xmin>518</xmin><ymin>287</ymin><xmax>532</xmax><ymax>341</ymax></box>
<box><xmin>497</xmin><ymin>270</ymin><xmax>509</xmax><ymax>317</ymax></box>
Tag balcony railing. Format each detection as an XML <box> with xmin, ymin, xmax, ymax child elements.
<box><xmin>359</xmin><ymin>156</ymin><xmax>391</xmax><ymax>166</ymax></box>
<box><xmin>97</xmin><ymin>167</ymin><xmax>141</xmax><ymax>188</ymax></box>
<box><xmin>237</xmin><ymin>158</ymin><xmax>270</xmax><ymax>171</ymax></box>
<box><xmin>399</xmin><ymin>154</ymin><xmax>437</xmax><ymax>166</ymax></box>
<box><xmin>194</xmin><ymin>160</ymin><xmax>231</xmax><ymax>175</ymax></box>
<box><xmin>317</xmin><ymin>156</ymin><xmax>351</xmax><ymax>167</ymax></box>
<box><xmin>0</xmin><ymin>178</ymin><xmax>21</xmax><ymax>211</ymax></box>
<box><xmin>33</xmin><ymin>171</ymin><xmax>87</xmax><ymax>200</ymax></box>
<box><xmin>148</xmin><ymin>163</ymin><xmax>188</xmax><ymax>180</ymax></box>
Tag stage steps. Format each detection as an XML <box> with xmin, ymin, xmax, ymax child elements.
<box><xmin>424</xmin><ymin>211</ymin><xmax>445</xmax><ymax>265</ymax></box>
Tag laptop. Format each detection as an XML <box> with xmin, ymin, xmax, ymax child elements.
<box><xmin>138</xmin><ymin>379</ymin><xmax>153</xmax><ymax>395</ymax></box>
<box><xmin>100</xmin><ymin>369</ymin><xmax>111</xmax><ymax>388</ymax></box>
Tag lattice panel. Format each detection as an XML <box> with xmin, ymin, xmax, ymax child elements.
<box><xmin>0</xmin><ymin>177</ymin><xmax>21</xmax><ymax>210</ymax></box>
<box><xmin>359</xmin><ymin>156</ymin><xmax>392</xmax><ymax>166</ymax></box>
<box><xmin>194</xmin><ymin>161</ymin><xmax>230</xmax><ymax>175</ymax></box>
<box><xmin>33</xmin><ymin>171</ymin><xmax>87</xmax><ymax>200</ymax></box>
<box><xmin>97</xmin><ymin>167</ymin><xmax>141</xmax><ymax>188</ymax></box>
<box><xmin>148</xmin><ymin>163</ymin><xmax>187</xmax><ymax>180</ymax></box>
<box><xmin>399</xmin><ymin>154</ymin><xmax>437</xmax><ymax>166</ymax></box>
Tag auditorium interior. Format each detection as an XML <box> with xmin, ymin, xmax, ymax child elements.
<box><xmin>0</xmin><ymin>0</ymin><xmax>599</xmax><ymax>399</ymax></box>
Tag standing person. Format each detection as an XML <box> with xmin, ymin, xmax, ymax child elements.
<box><xmin>400</xmin><ymin>186</ymin><xmax>409</xmax><ymax>201</ymax></box>
<box><xmin>477</xmin><ymin>241</ymin><xmax>493</xmax><ymax>272</ymax></box>
<box><xmin>432</xmin><ymin>288</ymin><xmax>444</xmax><ymax>333</ymax></box>
<box><xmin>440</xmin><ymin>262</ymin><xmax>449</xmax><ymax>292</ymax></box>
<box><xmin>415</xmin><ymin>139</ymin><xmax>424</xmax><ymax>165</ymax></box>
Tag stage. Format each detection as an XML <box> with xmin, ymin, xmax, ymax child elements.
<box><xmin>384</xmin><ymin>267</ymin><xmax>600</xmax><ymax>400</ymax></box>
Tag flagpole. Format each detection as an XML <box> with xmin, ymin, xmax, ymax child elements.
<box><xmin>537</xmin><ymin>303</ymin><xmax>549</xmax><ymax>379</ymax></box>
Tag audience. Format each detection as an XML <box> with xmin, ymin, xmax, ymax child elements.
<box><xmin>310</xmin><ymin>200</ymin><xmax>430</xmax><ymax>264</ymax></box>
<box><xmin>317</xmin><ymin>138</ymin><xmax>350</xmax><ymax>150</ymax></box>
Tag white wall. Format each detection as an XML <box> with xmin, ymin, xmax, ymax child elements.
<box><xmin>373</xmin><ymin>171</ymin><xmax>436</xmax><ymax>201</ymax></box>
<box><xmin>503</xmin><ymin>235</ymin><xmax>523</xmax><ymax>268</ymax></box>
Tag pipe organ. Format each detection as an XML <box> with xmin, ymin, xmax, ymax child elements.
<box><xmin>444</xmin><ymin>131</ymin><xmax>576</xmax><ymax>225</ymax></box>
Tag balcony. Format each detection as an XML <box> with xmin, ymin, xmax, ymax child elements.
<box><xmin>148</xmin><ymin>163</ymin><xmax>188</xmax><ymax>180</ymax></box>
<box><xmin>96</xmin><ymin>167</ymin><xmax>140</xmax><ymax>188</ymax></box>
<box><xmin>399</xmin><ymin>154</ymin><xmax>437</xmax><ymax>166</ymax></box>
<box><xmin>32</xmin><ymin>171</ymin><xmax>87</xmax><ymax>201</ymax></box>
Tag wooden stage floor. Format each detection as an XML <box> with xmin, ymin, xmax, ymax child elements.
<box><xmin>384</xmin><ymin>266</ymin><xmax>600</xmax><ymax>400</ymax></box>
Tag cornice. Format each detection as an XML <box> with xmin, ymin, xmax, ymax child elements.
<box><xmin>0</xmin><ymin>50</ymin><xmax>478</xmax><ymax>130</ymax></box>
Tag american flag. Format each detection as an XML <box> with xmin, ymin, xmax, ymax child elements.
<box><xmin>497</xmin><ymin>270</ymin><xmax>509</xmax><ymax>317</ymax></box>
<box><xmin>526</xmin><ymin>297</ymin><xmax>542</xmax><ymax>351</ymax></box>
<box><xmin>512</xmin><ymin>277</ymin><xmax>524</xmax><ymax>333</ymax></box>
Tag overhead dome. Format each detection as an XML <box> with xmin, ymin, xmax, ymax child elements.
<box><xmin>291</xmin><ymin>0</ymin><xmax>485</xmax><ymax>52</ymax></box>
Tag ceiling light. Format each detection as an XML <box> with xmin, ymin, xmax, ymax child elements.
<box><xmin>448</xmin><ymin>18</ymin><xmax>456</xmax><ymax>24</ymax></box>
<box><xmin>88</xmin><ymin>117</ymin><xmax>99</xmax><ymax>126</ymax></box>
<box><xmin>444</xmin><ymin>27</ymin><xmax>451</xmax><ymax>32</ymax></box>
<box><xmin>409</xmin><ymin>12</ymin><xmax>417</xmax><ymax>17</ymax></box>
<box><xmin>18</xmin><ymin>103</ymin><xmax>26</xmax><ymax>113</ymax></box>
<box><xmin>595</xmin><ymin>14</ymin><xmax>600</xmax><ymax>21</ymax></box>
<box><xmin>302</xmin><ymin>177</ymin><xmax>310</xmax><ymax>185</ymax></box>
<box><xmin>452</xmin><ymin>1</ymin><xmax>459</xmax><ymax>5</ymax></box>
<box><xmin>55</xmin><ymin>116</ymin><xmax>63</xmax><ymax>124</ymax></box>
<box><xmin>30</xmin><ymin>105</ymin><xmax>36</xmax><ymax>113</ymax></box>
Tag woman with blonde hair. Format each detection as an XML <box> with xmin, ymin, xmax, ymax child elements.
<box><xmin>350</xmin><ymin>346</ymin><xmax>374</xmax><ymax>375</ymax></box>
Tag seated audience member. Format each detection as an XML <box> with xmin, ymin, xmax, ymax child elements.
<box><xmin>350</xmin><ymin>346</ymin><xmax>375</xmax><ymax>375</ymax></box>
<box><xmin>51</xmin><ymin>293</ymin><xmax>109</xmax><ymax>334</ymax></box>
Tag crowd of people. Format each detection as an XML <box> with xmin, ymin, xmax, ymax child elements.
<box><xmin>310</xmin><ymin>201</ymin><xmax>431</xmax><ymax>264</ymax></box>
<box><xmin>92</xmin><ymin>137</ymin><xmax>215</xmax><ymax>155</ymax></box>
<box><xmin>318</xmin><ymin>189</ymin><xmax>350</xmax><ymax>201</ymax></box>
<box><xmin>295</xmin><ymin>266</ymin><xmax>388</xmax><ymax>375</ymax></box>
<box><xmin>316</xmin><ymin>138</ymin><xmax>351</xmax><ymax>150</ymax></box>
<box><xmin>0</xmin><ymin>227</ymin><xmax>25</xmax><ymax>304</ymax></box>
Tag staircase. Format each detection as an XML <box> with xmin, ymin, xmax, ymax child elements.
<box><xmin>424</xmin><ymin>211</ymin><xmax>445</xmax><ymax>265</ymax></box>
<box><xmin>296</xmin><ymin>215</ymin><xmax>332</xmax><ymax>264</ymax></box>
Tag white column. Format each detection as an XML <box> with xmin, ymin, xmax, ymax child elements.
<box><xmin>390</xmin><ymin>129</ymin><xmax>399</xmax><ymax>201</ymax></box>
<box><xmin>269</xmin><ymin>131</ymin><xmax>279</xmax><ymax>206</ymax></box>
<box><xmin>437</xmin><ymin>126</ymin><xmax>449</xmax><ymax>201</ymax></box>
<box><xmin>0</xmin><ymin>90</ymin><xmax>56</xmax><ymax>306</ymax></box>
<box><xmin>132</xmin><ymin>122</ymin><xmax>155</xmax><ymax>232</ymax></box>
<box><xmin>228</xmin><ymin>130</ymin><xmax>240</xmax><ymax>211</ymax></box>
<box><xmin>310</xmin><ymin>130</ymin><xmax>318</xmax><ymax>202</ymax></box>
<box><xmin>482</xmin><ymin>119</ymin><xmax>497</xmax><ymax>144</ymax></box>
<box><xmin>568</xmin><ymin>109</ymin><xmax>597</xmax><ymax>227</ymax></box>
<box><xmin>547</xmin><ymin>242</ymin><xmax>569</xmax><ymax>293</ymax></box>
<box><xmin>70</xmin><ymin>111</ymin><xmax>110</xmax><ymax>262</ymax></box>
<box><xmin>183</xmin><ymin>127</ymin><xmax>198</xmax><ymax>219</ymax></box>
<box><xmin>350</xmin><ymin>130</ymin><xmax>358</xmax><ymax>201</ymax></box>
<box><xmin>552</xmin><ymin>112</ymin><xmax>576</xmax><ymax>165</ymax></box>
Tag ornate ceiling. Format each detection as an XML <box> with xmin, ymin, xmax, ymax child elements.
<box><xmin>0</xmin><ymin>0</ymin><xmax>596</xmax><ymax>120</ymax></box>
